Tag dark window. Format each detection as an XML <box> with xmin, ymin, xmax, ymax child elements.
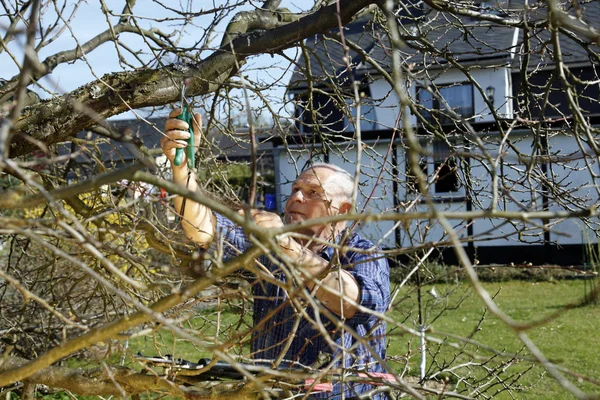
<box><xmin>295</xmin><ymin>93</ymin><xmax>345</xmax><ymax>134</ymax></box>
<box><xmin>294</xmin><ymin>84</ymin><xmax>376</xmax><ymax>134</ymax></box>
<box><xmin>432</xmin><ymin>141</ymin><xmax>460</xmax><ymax>193</ymax></box>
<box><xmin>418</xmin><ymin>83</ymin><xmax>474</xmax><ymax>125</ymax></box>
<box><xmin>405</xmin><ymin>141</ymin><xmax>462</xmax><ymax>197</ymax></box>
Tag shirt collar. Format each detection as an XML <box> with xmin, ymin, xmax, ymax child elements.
<box><xmin>319</xmin><ymin>229</ymin><xmax>357</xmax><ymax>261</ymax></box>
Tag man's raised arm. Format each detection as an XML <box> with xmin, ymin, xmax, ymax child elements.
<box><xmin>161</xmin><ymin>109</ymin><xmax>215</xmax><ymax>248</ymax></box>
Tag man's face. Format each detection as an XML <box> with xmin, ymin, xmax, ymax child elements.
<box><xmin>284</xmin><ymin>167</ymin><xmax>345</xmax><ymax>238</ymax></box>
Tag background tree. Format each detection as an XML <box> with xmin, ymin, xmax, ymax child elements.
<box><xmin>0</xmin><ymin>0</ymin><xmax>599</xmax><ymax>399</ymax></box>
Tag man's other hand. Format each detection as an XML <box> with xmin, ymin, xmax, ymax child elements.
<box><xmin>162</xmin><ymin>109</ymin><xmax>202</xmax><ymax>166</ymax></box>
<box><xmin>238</xmin><ymin>209</ymin><xmax>300</xmax><ymax>256</ymax></box>
<box><xmin>238</xmin><ymin>209</ymin><xmax>284</xmax><ymax>229</ymax></box>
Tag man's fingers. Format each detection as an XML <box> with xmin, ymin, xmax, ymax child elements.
<box><xmin>165</xmin><ymin>111</ymin><xmax>202</xmax><ymax>149</ymax></box>
<box><xmin>161</xmin><ymin>138</ymin><xmax>188</xmax><ymax>149</ymax></box>
<box><xmin>164</xmin><ymin>129</ymin><xmax>190</xmax><ymax>141</ymax></box>
<box><xmin>237</xmin><ymin>209</ymin><xmax>274</xmax><ymax>221</ymax></box>
<box><xmin>238</xmin><ymin>208</ymin><xmax>259</xmax><ymax>217</ymax></box>
<box><xmin>168</xmin><ymin>108</ymin><xmax>183</xmax><ymax>118</ymax></box>
<box><xmin>162</xmin><ymin>109</ymin><xmax>196</xmax><ymax>164</ymax></box>
<box><xmin>192</xmin><ymin>113</ymin><xmax>203</xmax><ymax>131</ymax></box>
<box><xmin>165</xmin><ymin>118</ymin><xmax>190</xmax><ymax>132</ymax></box>
<box><xmin>253</xmin><ymin>211</ymin><xmax>284</xmax><ymax>228</ymax></box>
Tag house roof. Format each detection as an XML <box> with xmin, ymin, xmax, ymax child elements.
<box><xmin>54</xmin><ymin>117</ymin><xmax>165</xmax><ymax>167</ymax></box>
<box><xmin>288</xmin><ymin>0</ymin><xmax>599</xmax><ymax>90</ymax></box>
<box><xmin>288</xmin><ymin>15</ymin><xmax>380</xmax><ymax>92</ymax></box>
<box><xmin>59</xmin><ymin>117</ymin><xmax>281</xmax><ymax>168</ymax></box>
<box><xmin>206</xmin><ymin>126</ymin><xmax>275</xmax><ymax>159</ymax></box>
<box><xmin>98</xmin><ymin>117</ymin><xmax>165</xmax><ymax>164</ymax></box>
<box><xmin>509</xmin><ymin>0</ymin><xmax>600</xmax><ymax>67</ymax></box>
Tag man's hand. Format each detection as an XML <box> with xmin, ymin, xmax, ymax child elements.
<box><xmin>161</xmin><ymin>109</ymin><xmax>202</xmax><ymax>167</ymax></box>
<box><xmin>238</xmin><ymin>209</ymin><xmax>301</xmax><ymax>257</ymax></box>
<box><xmin>238</xmin><ymin>210</ymin><xmax>359</xmax><ymax>317</ymax></box>
<box><xmin>162</xmin><ymin>110</ymin><xmax>215</xmax><ymax>247</ymax></box>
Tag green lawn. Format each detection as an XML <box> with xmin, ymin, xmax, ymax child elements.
<box><xmin>387</xmin><ymin>279</ymin><xmax>600</xmax><ymax>399</ymax></box>
<box><xmin>72</xmin><ymin>280</ymin><xmax>599</xmax><ymax>399</ymax></box>
<box><xmin>126</xmin><ymin>304</ymin><xmax>252</xmax><ymax>364</ymax></box>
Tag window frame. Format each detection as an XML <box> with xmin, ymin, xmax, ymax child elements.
<box><xmin>417</xmin><ymin>82</ymin><xmax>475</xmax><ymax>126</ymax></box>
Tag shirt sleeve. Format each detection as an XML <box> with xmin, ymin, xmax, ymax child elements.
<box><xmin>205</xmin><ymin>212</ymin><xmax>252</xmax><ymax>261</ymax></box>
<box><xmin>347</xmin><ymin>251</ymin><xmax>391</xmax><ymax>325</ymax></box>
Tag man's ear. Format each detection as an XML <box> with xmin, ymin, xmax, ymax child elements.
<box><xmin>339</xmin><ymin>201</ymin><xmax>352</xmax><ymax>215</ymax></box>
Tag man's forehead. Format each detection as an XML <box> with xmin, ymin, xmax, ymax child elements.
<box><xmin>295</xmin><ymin>167</ymin><xmax>332</xmax><ymax>186</ymax></box>
<box><xmin>298</xmin><ymin>166</ymin><xmax>335</xmax><ymax>181</ymax></box>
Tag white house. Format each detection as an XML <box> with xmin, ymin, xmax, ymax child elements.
<box><xmin>274</xmin><ymin>0</ymin><xmax>600</xmax><ymax>266</ymax></box>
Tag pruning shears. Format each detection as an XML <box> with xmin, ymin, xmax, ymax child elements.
<box><xmin>173</xmin><ymin>82</ymin><xmax>195</xmax><ymax>169</ymax></box>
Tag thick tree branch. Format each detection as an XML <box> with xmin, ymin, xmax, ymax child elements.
<box><xmin>8</xmin><ymin>0</ymin><xmax>376</xmax><ymax>158</ymax></box>
<box><xmin>0</xmin><ymin>355</ymin><xmax>187</xmax><ymax>397</ymax></box>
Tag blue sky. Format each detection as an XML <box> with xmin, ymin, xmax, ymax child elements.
<box><xmin>1</xmin><ymin>0</ymin><xmax>315</xmax><ymax>120</ymax></box>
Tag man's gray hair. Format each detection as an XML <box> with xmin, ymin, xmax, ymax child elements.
<box><xmin>306</xmin><ymin>162</ymin><xmax>355</xmax><ymax>202</ymax></box>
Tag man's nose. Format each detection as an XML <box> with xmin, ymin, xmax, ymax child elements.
<box><xmin>290</xmin><ymin>190</ymin><xmax>305</xmax><ymax>203</ymax></box>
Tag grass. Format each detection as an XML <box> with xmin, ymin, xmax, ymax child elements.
<box><xmin>387</xmin><ymin>279</ymin><xmax>600</xmax><ymax>399</ymax></box>
<box><xmin>54</xmin><ymin>280</ymin><xmax>599</xmax><ymax>399</ymax></box>
<box><xmin>125</xmin><ymin>304</ymin><xmax>252</xmax><ymax>363</ymax></box>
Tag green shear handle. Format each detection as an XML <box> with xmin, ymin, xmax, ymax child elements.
<box><xmin>173</xmin><ymin>83</ymin><xmax>195</xmax><ymax>169</ymax></box>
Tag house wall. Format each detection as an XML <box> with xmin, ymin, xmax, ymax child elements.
<box><xmin>545</xmin><ymin>134</ymin><xmax>600</xmax><ymax>245</ymax></box>
<box><xmin>328</xmin><ymin>142</ymin><xmax>398</xmax><ymax>249</ymax></box>
<box><xmin>273</xmin><ymin>127</ymin><xmax>599</xmax><ymax>264</ymax></box>
<box><xmin>368</xmin><ymin>65</ymin><xmax>512</xmax><ymax>130</ymax></box>
<box><xmin>281</xmin><ymin>63</ymin><xmax>599</xmax><ymax>264</ymax></box>
<box><xmin>369</xmin><ymin>79</ymin><xmax>409</xmax><ymax>130</ymax></box>
<box><xmin>466</xmin><ymin>131</ymin><xmax>600</xmax><ymax>248</ymax></box>
<box><xmin>469</xmin><ymin>133</ymin><xmax>550</xmax><ymax>247</ymax></box>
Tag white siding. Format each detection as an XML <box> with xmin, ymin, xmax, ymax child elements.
<box><xmin>367</xmin><ymin>65</ymin><xmax>513</xmax><ymax>130</ymax></box>
<box><xmin>369</xmin><ymin>79</ymin><xmax>410</xmax><ymax>130</ymax></box>
<box><xmin>274</xmin><ymin>131</ymin><xmax>599</xmax><ymax>251</ymax></box>
<box><xmin>328</xmin><ymin>141</ymin><xmax>398</xmax><ymax>249</ymax></box>
<box><xmin>470</xmin><ymin>134</ymin><xmax>548</xmax><ymax>246</ymax></box>
<box><xmin>546</xmin><ymin>135</ymin><xmax>600</xmax><ymax>245</ymax></box>
<box><xmin>418</xmin><ymin>67</ymin><xmax>511</xmax><ymax>123</ymax></box>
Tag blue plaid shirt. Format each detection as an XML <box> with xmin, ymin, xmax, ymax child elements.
<box><xmin>209</xmin><ymin>213</ymin><xmax>391</xmax><ymax>399</ymax></box>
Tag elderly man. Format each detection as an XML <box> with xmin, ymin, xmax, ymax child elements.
<box><xmin>162</xmin><ymin>110</ymin><xmax>391</xmax><ymax>399</ymax></box>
